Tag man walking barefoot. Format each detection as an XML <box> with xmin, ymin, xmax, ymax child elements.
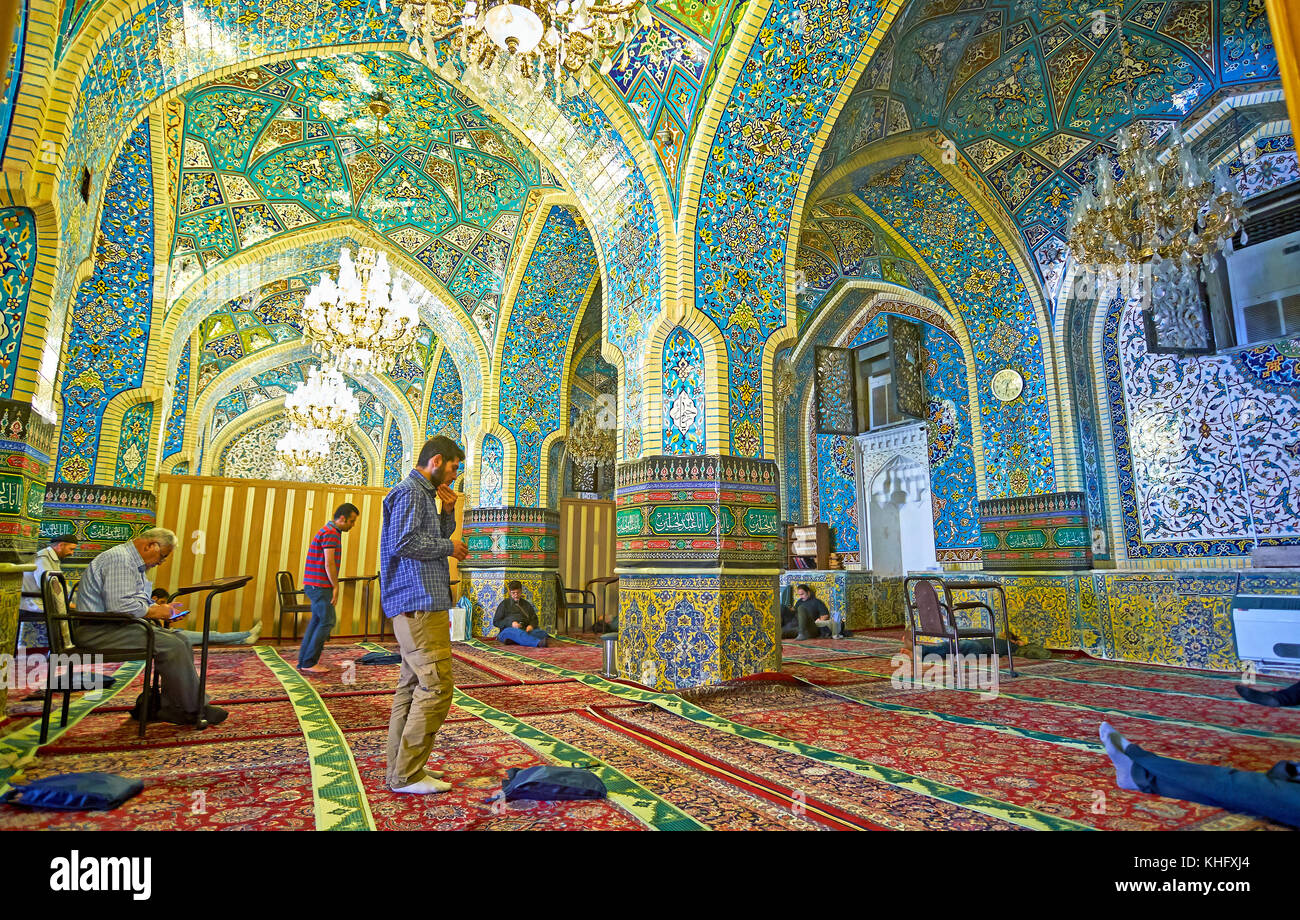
<box><xmin>380</xmin><ymin>435</ymin><xmax>469</xmax><ymax>795</ymax></box>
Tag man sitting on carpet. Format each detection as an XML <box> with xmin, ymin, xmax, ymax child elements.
<box><xmin>74</xmin><ymin>528</ymin><xmax>227</xmax><ymax>726</ymax></box>
<box><xmin>1099</xmin><ymin>722</ymin><xmax>1300</xmax><ymax>828</ymax></box>
<box><xmin>794</xmin><ymin>584</ymin><xmax>839</xmax><ymax>640</ymax></box>
<box><xmin>493</xmin><ymin>581</ymin><xmax>549</xmax><ymax>648</ymax></box>
<box><xmin>151</xmin><ymin>589</ymin><xmax>262</xmax><ymax>646</ymax></box>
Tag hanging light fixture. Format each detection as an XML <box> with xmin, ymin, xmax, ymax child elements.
<box><xmin>301</xmin><ymin>247</ymin><xmax>422</xmax><ymax>377</ymax></box>
<box><xmin>399</xmin><ymin>0</ymin><xmax>652</xmax><ymax>102</ymax></box>
<box><xmin>284</xmin><ymin>364</ymin><xmax>361</xmax><ymax>441</ymax></box>
<box><xmin>274</xmin><ymin>423</ymin><xmax>332</xmax><ymax>480</ymax></box>
<box><xmin>1065</xmin><ymin>8</ymin><xmax>1245</xmax><ymax>351</ymax></box>
<box><xmin>565</xmin><ymin>404</ymin><xmax>615</xmax><ymax>470</ymax></box>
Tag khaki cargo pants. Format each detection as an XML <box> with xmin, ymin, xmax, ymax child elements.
<box><xmin>385</xmin><ymin>610</ymin><xmax>454</xmax><ymax>789</ymax></box>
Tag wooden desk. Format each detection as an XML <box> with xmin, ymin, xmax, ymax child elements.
<box><xmin>171</xmin><ymin>574</ymin><xmax>253</xmax><ymax>729</ymax></box>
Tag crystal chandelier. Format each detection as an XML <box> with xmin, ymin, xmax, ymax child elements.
<box><xmin>399</xmin><ymin>0</ymin><xmax>651</xmax><ymax>101</ymax></box>
<box><xmin>565</xmin><ymin>404</ymin><xmax>615</xmax><ymax>470</ymax></box>
<box><xmin>301</xmin><ymin>247</ymin><xmax>421</xmax><ymax>377</ymax></box>
<box><xmin>1067</xmin><ymin>124</ymin><xmax>1246</xmax><ymax>277</ymax></box>
<box><xmin>284</xmin><ymin>364</ymin><xmax>361</xmax><ymax>441</ymax></box>
<box><xmin>1065</xmin><ymin>18</ymin><xmax>1245</xmax><ymax>350</ymax></box>
<box><xmin>274</xmin><ymin>423</ymin><xmax>332</xmax><ymax>480</ymax></box>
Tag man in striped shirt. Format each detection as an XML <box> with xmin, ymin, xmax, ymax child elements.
<box><xmin>297</xmin><ymin>502</ymin><xmax>359</xmax><ymax>674</ymax></box>
<box><xmin>380</xmin><ymin>435</ymin><xmax>467</xmax><ymax>795</ymax></box>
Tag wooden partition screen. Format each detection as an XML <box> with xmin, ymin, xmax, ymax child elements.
<box><xmin>154</xmin><ymin>475</ymin><xmax>464</xmax><ymax>634</ymax></box>
<box><xmin>558</xmin><ymin>498</ymin><xmax>616</xmax><ymax>602</ymax></box>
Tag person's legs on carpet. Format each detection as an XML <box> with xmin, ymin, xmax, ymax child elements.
<box><xmin>176</xmin><ymin>620</ymin><xmax>262</xmax><ymax>646</ymax></box>
<box><xmin>1100</xmin><ymin>722</ymin><xmax>1300</xmax><ymax>827</ymax></box>
<box><xmin>1236</xmin><ymin>678</ymin><xmax>1300</xmax><ymax>707</ymax></box>
<box><xmin>298</xmin><ymin>585</ymin><xmax>335</xmax><ymax>673</ymax></box>
<box><xmin>795</xmin><ymin>607</ymin><xmax>818</xmax><ymax>640</ymax></box>
<box><xmin>387</xmin><ymin>610</ymin><xmax>454</xmax><ymax>794</ymax></box>
<box><xmin>497</xmin><ymin>626</ymin><xmax>546</xmax><ymax>648</ymax></box>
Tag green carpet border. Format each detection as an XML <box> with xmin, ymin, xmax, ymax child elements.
<box><xmin>0</xmin><ymin>661</ymin><xmax>146</xmax><ymax>793</ymax></box>
<box><xmin>356</xmin><ymin>642</ymin><xmax>703</xmax><ymax>831</ymax></box>
<box><xmin>256</xmin><ymin>646</ymin><xmax>376</xmax><ymax>831</ymax></box>
<box><xmin>462</xmin><ymin>639</ymin><xmax>1092</xmax><ymax>831</ymax></box>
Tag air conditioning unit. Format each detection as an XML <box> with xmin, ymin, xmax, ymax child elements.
<box><xmin>1231</xmin><ymin>595</ymin><xmax>1300</xmax><ymax>675</ymax></box>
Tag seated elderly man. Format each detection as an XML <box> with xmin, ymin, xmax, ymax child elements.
<box><xmin>74</xmin><ymin>528</ymin><xmax>228</xmax><ymax>726</ymax></box>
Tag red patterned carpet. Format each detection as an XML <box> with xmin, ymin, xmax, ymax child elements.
<box><xmin>1</xmin><ymin>632</ymin><xmax>1296</xmax><ymax>830</ymax></box>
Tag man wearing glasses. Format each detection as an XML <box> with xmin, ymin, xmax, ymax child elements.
<box><xmin>74</xmin><ymin>528</ymin><xmax>228</xmax><ymax>726</ymax></box>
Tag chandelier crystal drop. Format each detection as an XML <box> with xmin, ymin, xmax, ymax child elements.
<box><xmin>399</xmin><ymin>0</ymin><xmax>652</xmax><ymax>101</ymax></box>
<box><xmin>301</xmin><ymin>247</ymin><xmax>422</xmax><ymax>377</ymax></box>
<box><xmin>284</xmin><ymin>364</ymin><xmax>361</xmax><ymax>441</ymax></box>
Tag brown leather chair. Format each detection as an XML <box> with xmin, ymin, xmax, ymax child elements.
<box><xmin>275</xmin><ymin>571</ymin><xmax>313</xmax><ymax>641</ymax></box>
<box><xmin>40</xmin><ymin>571</ymin><xmax>163</xmax><ymax>741</ymax></box>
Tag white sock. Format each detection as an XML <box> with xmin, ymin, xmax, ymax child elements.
<box><xmin>1099</xmin><ymin>722</ymin><xmax>1139</xmax><ymax>791</ymax></box>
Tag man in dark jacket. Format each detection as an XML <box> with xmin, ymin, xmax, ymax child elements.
<box><xmin>794</xmin><ymin>583</ymin><xmax>840</xmax><ymax>639</ymax></box>
<box><xmin>493</xmin><ymin>581</ymin><xmax>549</xmax><ymax>648</ymax></box>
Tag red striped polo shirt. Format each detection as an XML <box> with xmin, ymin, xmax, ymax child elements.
<box><xmin>303</xmin><ymin>521</ymin><xmax>342</xmax><ymax>588</ymax></box>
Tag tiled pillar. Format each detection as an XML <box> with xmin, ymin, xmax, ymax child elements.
<box><xmin>0</xmin><ymin>398</ymin><xmax>56</xmax><ymax>712</ymax></box>
<box><xmin>614</xmin><ymin>456</ymin><xmax>783</xmax><ymax>690</ymax></box>
<box><xmin>42</xmin><ymin>484</ymin><xmax>158</xmax><ymax>571</ymax></box>
<box><xmin>458</xmin><ymin>506</ymin><xmax>559</xmax><ymax>636</ymax></box>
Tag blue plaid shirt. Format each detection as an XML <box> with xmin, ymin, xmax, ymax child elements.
<box><xmin>380</xmin><ymin>470</ymin><xmax>458</xmax><ymax>617</ymax></box>
<box><xmin>75</xmin><ymin>540</ymin><xmax>153</xmax><ymax>619</ymax></box>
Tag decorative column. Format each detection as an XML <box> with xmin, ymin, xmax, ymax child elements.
<box><xmin>458</xmin><ymin>506</ymin><xmax>559</xmax><ymax>636</ymax></box>
<box><xmin>614</xmin><ymin>455</ymin><xmax>783</xmax><ymax>690</ymax></box>
<box><xmin>42</xmin><ymin>483</ymin><xmax>158</xmax><ymax>569</ymax></box>
<box><xmin>0</xmin><ymin>398</ymin><xmax>55</xmax><ymax>712</ymax></box>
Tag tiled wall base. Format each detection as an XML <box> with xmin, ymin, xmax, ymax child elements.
<box><xmin>460</xmin><ymin>568</ymin><xmax>557</xmax><ymax>638</ymax></box>
<box><xmin>921</xmin><ymin>569</ymin><xmax>1300</xmax><ymax>672</ymax></box>
<box><xmin>617</xmin><ymin>570</ymin><xmax>780</xmax><ymax>691</ymax></box>
<box><xmin>779</xmin><ymin>570</ymin><xmax>905</xmax><ymax>630</ymax></box>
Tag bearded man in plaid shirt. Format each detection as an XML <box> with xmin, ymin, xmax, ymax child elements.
<box><xmin>379</xmin><ymin>435</ymin><xmax>469</xmax><ymax>795</ymax></box>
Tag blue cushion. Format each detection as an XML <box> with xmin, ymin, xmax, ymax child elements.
<box><xmin>1</xmin><ymin>772</ymin><xmax>143</xmax><ymax>811</ymax></box>
<box><xmin>500</xmin><ymin>765</ymin><xmax>606</xmax><ymax>801</ymax></box>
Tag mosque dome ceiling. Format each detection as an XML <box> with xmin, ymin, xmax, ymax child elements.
<box><xmin>168</xmin><ymin>51</ymin><xmax>563</xmax><ymax>347</ymax></box>
<box><xmin>810</xmin><ymin>0</ymin><xmax>1285</xmax><ymax>298</ymax></box>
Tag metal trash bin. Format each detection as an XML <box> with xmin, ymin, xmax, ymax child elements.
<box><xmin>600</xmin><ymin>632</ymin><xmax>619</xmax><ymax>679</ymax></box>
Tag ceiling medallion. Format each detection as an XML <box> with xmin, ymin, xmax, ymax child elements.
<box><xmin>399</xmin><ymin>0</ymin><xmax>652</xmax><ymax>102</ymax></box>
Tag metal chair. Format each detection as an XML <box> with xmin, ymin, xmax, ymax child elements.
<box><xmin>40</xmin><ymin>571</ymin><xmax>162</xmax><ymax>741</ymax></box>
<box><xmin>275</xmin><ymin>571</ymin><xmax>313</xmax><ymax>641</ymax></box>
<box><xmin>903</xmin><ymin>577</ymin><xmax>1014</xmax><ymax>687</ymax></box>
<box><xmin>586</xmin><ymin>575</ymin><xmax>619</xmax><ymax>631</ymax></box>
<box><xmin>553</xmin><ymin>573</ymin><xmax>597</xmax><ymax>635</ymax></box>
<box><xmin>15</xmin><ymin>592</ymin><xmax>45</xmax><ymax>655</ymax></box>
